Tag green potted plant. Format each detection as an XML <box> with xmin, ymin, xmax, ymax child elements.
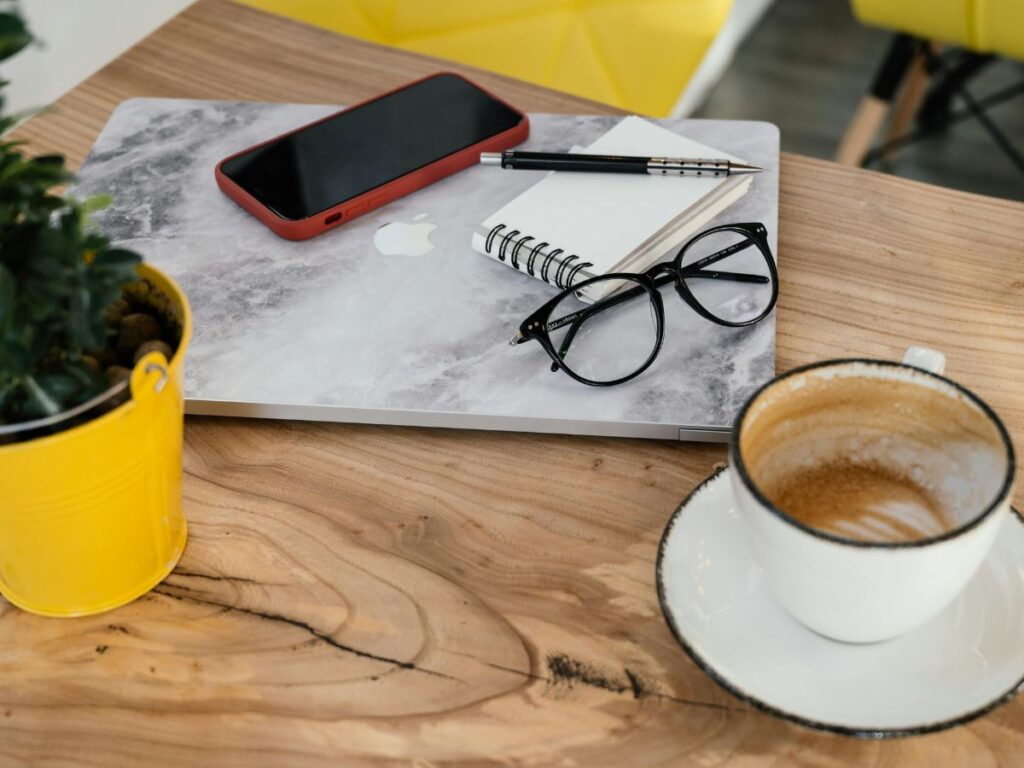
<box><xmin>0</xmin><ymin>7</ymin><xmax>192</xmax><ymax>617</ymax></box>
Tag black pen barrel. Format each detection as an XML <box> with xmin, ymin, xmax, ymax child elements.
<box><xmin>502</xmin><ymin>151</ymin><xmax>649</xmax><ymax>173</ymax></box>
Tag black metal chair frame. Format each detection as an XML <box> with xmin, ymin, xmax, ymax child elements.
<box><xmin>861</xmin><ymin>34</ymin><xmax>1024</xmax><ymax>178</ymax></box>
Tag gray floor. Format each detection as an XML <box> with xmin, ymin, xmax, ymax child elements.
<box><xmin>696</xmin><ymin>0</ymin><xmax>1024</xmax><ymax>202</ymax></box>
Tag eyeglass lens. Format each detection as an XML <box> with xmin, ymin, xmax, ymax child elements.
<box><xmin>545</xmin><ymin>276</ymin><xmax>659</xmax><ymax>383</ymax></box>
<box><xmin>677</xmin><ymin>229</ymin><xmax>773</xmax><ymax>324</ymax></box>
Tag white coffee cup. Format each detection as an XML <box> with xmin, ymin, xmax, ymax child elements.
<box><xmin>729</xmin><ymin>348</ymin><xmax>1016</xmax><ymax>643</ymax></box>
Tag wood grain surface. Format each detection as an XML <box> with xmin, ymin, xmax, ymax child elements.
<box><xmin>4</xmin><ymin>1</ymin><xmax>1024</xmax><ymax>765</ymax></box>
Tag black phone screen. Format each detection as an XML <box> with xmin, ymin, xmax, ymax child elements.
<box><xmin>219</xmin><ymin>74</ymin><xmax>524</xmax><ymax>221</ymax></box>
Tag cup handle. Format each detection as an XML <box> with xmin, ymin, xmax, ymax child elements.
<box><xmin>902</xmin><ymin>346</ymin><xmax>946</xmax><ymax>375</ymax></box>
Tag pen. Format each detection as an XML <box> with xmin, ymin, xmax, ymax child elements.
<box><xmin>479</xmin><ymin>150</ymin><xmax>762</xmax><ymax>177</ymax></box>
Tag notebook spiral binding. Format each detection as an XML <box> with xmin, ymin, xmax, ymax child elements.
<box><xmin>485</xmin><ymin>224</ymin><xmax>594</xmax><ymax>290</ymax></box>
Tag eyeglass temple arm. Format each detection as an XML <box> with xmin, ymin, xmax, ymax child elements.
<box><xmin>681</xmin><ymin>234</ymin><xmax>760</xmax><ymax>272</ymax></box>
<box><xmin>550</xmin><ymin>268</ymin><xmax>768</xmax><ymax>369</ymax></box>
<box><xmin>683</xmin><ymin>269</ymin><xmax>767</xmax><ymax>283</ymax></box>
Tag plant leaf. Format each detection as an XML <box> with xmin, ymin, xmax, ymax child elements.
<box><xmin>21</xmin><ymin>375</ymin><xmax>62</xmax><ymax>417</ymax></box>
<box><xmin>91</xmin><ymin>248</ymin><xmax>141</xmax><ymax>268</ymax></box>
<box><xmin>82</xmin><ymin>194</ymin><xmax>112</xmax><ymax>214</ymax></box>
<box><xmin>69</xmin><ymin>286</ymin><xmax>104</xmax><ymax>350</ymax></box>
<box><xmin>0</xmin><ymin>262</ymin><xmax>13</xmax><ymax>327</ymax></box>
<box><xmin>0</xmin><ymin>12</ymin><xmax>31</xmax><ymax>63</ymax></box>
<box><xmin>35</xmin><ymin>371</ymin><xmax>82</xmax><ymax>404</ymax></box>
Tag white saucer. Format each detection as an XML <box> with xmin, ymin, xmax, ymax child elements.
<box><xmin>656</xmin><ymin>468</ymin><xmax>1024</xmax><ymax>737</ymax></box>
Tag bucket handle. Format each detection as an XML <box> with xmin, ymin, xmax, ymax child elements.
<box><xmin>130</xmin><ymin>354</ymin><xmax>171</xmax><ymax>404</ymax></box>
<box><xmin>144</xmin><ymin>361</ymin><xmax>169</xmax><ymax>393</ymax></box>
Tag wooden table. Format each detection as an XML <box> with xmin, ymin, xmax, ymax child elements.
<box><xmin>6</xmin><ymin>1</ymin><xmax>1024</xmax><ymax>764</ymax></box>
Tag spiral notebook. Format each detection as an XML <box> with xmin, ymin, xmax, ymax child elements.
<box><xmin>471</xmin><ymin>116</ymin><xmax>753</xmax><ymax>303</ymax></box>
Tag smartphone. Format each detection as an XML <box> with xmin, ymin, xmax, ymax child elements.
<box><xmin>215</xmin><ymin>73</ymin><xmax>529</xmax><ymax>240</ymax></box>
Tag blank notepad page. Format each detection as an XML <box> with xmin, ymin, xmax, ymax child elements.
<box><xmin>479</xmin><ymin>115</ymin><xmax>742</xmax><ymax>274</ymax></box>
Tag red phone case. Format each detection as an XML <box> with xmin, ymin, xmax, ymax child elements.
<box><xmin>214</xmin><ymin>72</ymin><xmax>530</xmax><ymax>241</ymax></box>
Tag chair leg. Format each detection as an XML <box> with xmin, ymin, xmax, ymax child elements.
<box><xmin>945</xmin><ymin>73</ymin><xmax>1024</xmax><ymax>176</ymax></box>
<box><xmin>882</xmin><ymin>43</ymin><xmax>937</xmax><ymax>156</ymax></box>
<box><xmin>918</xmin><ymin>51</ymin><xmax>995</xmax><ymax>132</ymax></box>
<box><xmin>835</xmin><ymin>97</ymin><xmax>889</xmax><ymax>166</ymax></box>
<box><xmin>835</xmin><ymin>33</ymin><xmax>918</xmax><ymax>166</ymax></box>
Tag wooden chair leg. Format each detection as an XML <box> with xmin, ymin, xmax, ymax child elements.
<box><xmin>882</xmin><ymin>42</ymin><xmax>938</xmax><ymax>157</ymax></box>
<box><xmin>836</xmin><ymin>95</ymin><xmax>890</xmax><ymax>165</ymax></box>
<box><xmin>835</xmin><ymin>34</ymin><xmax>918</xmax><ymax>166</ymax></box>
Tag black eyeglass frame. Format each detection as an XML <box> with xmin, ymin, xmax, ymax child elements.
<box><xmin>512</xmin><ymin>222</ymin><xmax>778</xmax><ymax>387</ymax></box>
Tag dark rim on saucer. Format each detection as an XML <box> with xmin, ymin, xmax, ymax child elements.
<box><xmin>729</xmin><ymin>358</ymin><xmax>1017</xmax><ymax>550</ymax></box>
<box><xmin>655</xmin><ymin>467</ymin><xmax>1024</xmax><ymax>738</ymax></box>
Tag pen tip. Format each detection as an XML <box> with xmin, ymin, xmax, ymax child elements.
<box><xmin>731</xmin><ymin>163</ymin><xmax>763</xmax><ymax>175</ymax></box>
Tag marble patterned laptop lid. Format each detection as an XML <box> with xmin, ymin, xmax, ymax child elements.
<box><xmin>75</xmin><ymin>99</ymin><xmax>779</xmax><ymax>441</ymax></box>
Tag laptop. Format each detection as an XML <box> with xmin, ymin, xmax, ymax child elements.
<box><xmin>76</xmin><ymin>99</ymin><xmax>779</xmax><ymax>441</ymax></box>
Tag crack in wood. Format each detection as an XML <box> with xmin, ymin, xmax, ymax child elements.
<box><xmin>548</xmin><ymin>653</ymin><xmax>629</xmax><ymax>695</ymax></box>
<box><xmin>151</xmin><ymin>586</ymin><xmax>458</xmax><ymax>681</ymax></box>
<box><xmin>470</xmin><ymin>655</ymin><xmax>740</xmax><ymax>712</ymax></box>
<box><xmin>546</xmin><ymin>653</ymin><xmax>739</xmax><ymax>712</ymax></box>
<box><xmin>170</xmin><ymin>569</ymin><xmax>274</xmax><ymax>585</ymax></box>
<box><xmin>623</xmin><ymin>667</ymin><xmax>649</xmax><ymax>700</ymax></box>
<box><xmin>148</xmin><ymin>590</ymin><xmax>738</xmax><ymax>712</ymax></box>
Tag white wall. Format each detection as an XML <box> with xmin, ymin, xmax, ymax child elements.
<box><xmin>0</xmin><ymin>0</ymin><xmax>194</xmax><ymax>116</ymax></box>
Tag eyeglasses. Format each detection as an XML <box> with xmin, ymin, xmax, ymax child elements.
<box><xmin>509</xmin><ymin>222</ymin><xmax>778</xmax><ymax>386</ymax></box>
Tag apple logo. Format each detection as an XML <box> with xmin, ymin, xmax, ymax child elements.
<box><xmin>374</xmin><ymin>213</ymin><xmax>437</xmax><ymax>257</ymax></box>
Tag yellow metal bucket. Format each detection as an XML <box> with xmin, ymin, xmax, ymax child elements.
<box><xmin>0</xmin><ymin>264</ymin><xmax>191</xmax><ymax>617</ymax></box>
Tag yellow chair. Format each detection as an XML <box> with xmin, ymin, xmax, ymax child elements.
<box><xmin>837</xmin><ymin>0</ymin><xmax>1024</xmax><ymax>169</ymax></box>
<box><xmin>238</xmin><ymin>0</ymin><xmax>733</xmax><ymax>116</ymax></box>
<box><xmin>851</xmin><ymin>0</ymin><xmax>1024</xmax><ymax>59</ymax></box>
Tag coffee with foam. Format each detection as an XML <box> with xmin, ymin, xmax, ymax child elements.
<box><xmin>739</xmin><ymin>367</ymin><xmax>1007</xmax><ymax>543</ymax></box>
